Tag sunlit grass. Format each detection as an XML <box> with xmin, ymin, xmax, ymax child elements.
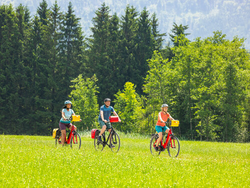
<box><xmin>0</xmin><ymin>134</ymin><xmax>249</xmax><ymax>187</ymax></box>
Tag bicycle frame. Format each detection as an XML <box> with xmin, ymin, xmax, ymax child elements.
<box><xmin>101</xmin><ymin>127</ymin><xmax>115</xmax><ymax>147</ymax></box>
<box><xmin>155</xmin><ymin>127</ymin><xmax>176</xmax><ymax>149</ymax></box>
<box><xmin>64</xmin><ymin>125</ymin><xmax>78</xmax><ymax>144</ymax></box>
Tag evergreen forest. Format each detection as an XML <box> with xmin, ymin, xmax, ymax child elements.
<box><xmin>0</xmin><ymin>0</ymin><xmax>249</xmax><ymax>142</ymax></box>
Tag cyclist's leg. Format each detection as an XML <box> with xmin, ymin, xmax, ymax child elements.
<box><xmin>155</xmin><ymin>126</ymin><xmax>163</xmax><ymax>147</ymax></box>
<box><xmin>68</xmin><ymin>123</ymin><xmax>73</xmax><ymax>131</ymax></box>
<box><xmin>59</xmin><ymin>122</ymin><xmax>67</xmax><ymax>145</ymax></box>
<box><xmin>165</xmin><ymin>126</ymin><xmax>169</xmax><ymax>135</ymax></box>
<box><xmin>99</xmin><ymin>120</ymin><xmax>107</xmax><ymax>136</ymax></box>
<box><xmin>106</xmin><ymin>122</ymin><xmax>112</xmax><ymax>140</ymax></box>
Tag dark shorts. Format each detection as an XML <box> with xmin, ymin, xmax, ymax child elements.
<box><xmin>59</xmin><ymin>122</ymin><xmax>72</xmax><ymax>130</ymax></box>
<box><xmin>98</xmin><ymin>120</ymin><xmax>112</xmax><ymax>130</ymax></box>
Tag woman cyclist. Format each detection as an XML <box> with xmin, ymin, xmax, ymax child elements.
<box><xmin>59</xmin><ymin>100</ymin><xmax>75</xmax><ymax>146</ymax></box>
<box><xmin>155</xmin><ymin>104</ymin><xmax>174</xmax><ymax>151</ymax></box>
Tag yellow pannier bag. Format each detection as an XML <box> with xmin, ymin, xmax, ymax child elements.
<box><xmin>53</xmin><ymin>128</ymin><xmax>60</xmax><ymax>139</ymax></box>
<box><xmin>72</xmin><ymin>115</ymin><xmax>80</xmax><ymax>122</ymax></box>
<box><xmin>170</xmin><ymin>120</ymin><xmax>179</xmax><ymax>127</ymax></box>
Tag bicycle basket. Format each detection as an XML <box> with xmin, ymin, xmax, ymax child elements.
<box><xmin>109</xmin><ymin>116</ymin><xmax>119</xmax><ymax>123</ymax></box>
<box><xmin>170</xmin><ymin>120</ymin><xmax>179</xmax><ymax>127</ymax></box>
<box><xmin>72</xmin><ymin>115</ymin><xmax>80</xmax><ymax>122</ymax></box>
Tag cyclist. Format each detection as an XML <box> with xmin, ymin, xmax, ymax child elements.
<box><xmin>98</xmin><ymin>98</ymin><xmax>121</xmax><ymax>147</ymax></box>
<box><xmin>59</xmin><ymin>100</ymin><xmax>75</xmax><ymax>146</ymax></box>
<box><xmin>155</xmin><ymin>104</ymin><xmax>174</xmax><ymax>151</ymax></box>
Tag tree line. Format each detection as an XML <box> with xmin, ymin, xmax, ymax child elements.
<box><xmin>0</xmin><ymin>1</ymin><xmax>249</xmax><ymax>142</ymax></box>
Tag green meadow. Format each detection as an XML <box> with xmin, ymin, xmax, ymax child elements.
<box><xmin>0</xmin><ymin>133</ymin><xmax>249</xmax><ymax>188</ymax></box>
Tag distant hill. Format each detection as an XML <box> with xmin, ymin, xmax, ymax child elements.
<box><xmin>1</xmin><ymin>0</ymin><xmax>250</xmax><ymax>49</ymax></box>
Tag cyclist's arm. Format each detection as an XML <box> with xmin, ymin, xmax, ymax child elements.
<box><xmin>71</xmin><ymin>109</ymin><xmax>75</xmax><ymax>116</ymax></box>
<box><xmin>113</xmin><ymin>111</ymin><xmax>121</xmax><ymax>122</ymax></box>
<box><xmin>61</xmin><ymin>111</ymin><xmax>66</xmax><ymax>120</ymax></box>
<box><xmin>100</xmin><ymin>110</ymin><xmax>107</xmax><ymax>123</ymax></box>
<box><xmin>158</xmin><ymin>112</ymin><xmax>164</xmax><ymax>123</ymax></box>
<box><xmin>169</xmin><ymin>114</ymin><xmax>174</xmax><ymax>120</ymax></box>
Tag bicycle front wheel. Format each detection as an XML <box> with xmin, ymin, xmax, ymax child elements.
<box><xmin>70</xmin><ymin>132</ymin><xmax>81</xmax><ymax>149</ymax></box>
<box><xmin>94</xmin><ymin>134</ymin><xmax>104</xmax><ymax>151</ymax></box>
<box><xmin>110</xmin><ymin>132</ymin><xmax>120</xmax><ymax>153</ymax></box>
<box><xmin>167</xmin><ymin>135</ymin><xmax>180</xmax><ymax>157</ymax></box>
<box><xmin>150</xmin><ymin>134</ymin><xmax>161</xmax><ymax>156</ymax></box>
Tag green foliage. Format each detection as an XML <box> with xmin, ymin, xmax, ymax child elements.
<box><xmin>69</xmin><ymin>75</ymin><xmax>99</xmax><ymax>130</ymax></box>
<box><xmin>114</xmin><ymin>82</ymin><xmax>144</xmax><ymax>133</ymax></box>
<box><xmin>0</xmin><ymin>1</ymin><xmax>249</xmax><ymax>142</ymax></box>
<box><xmin>143</xmin><ymin>51</ymin><xmax>178</xmax><ymax>134</ymax></box>
<box><xmin>169</xmin><ymin>22</ymin><xmax>190</xmax><ymax>47</ymax></box>
<box><xmin>145</xmin><ymin>31</ymin><xmax>250</xmax><ymax>141</ymax></box>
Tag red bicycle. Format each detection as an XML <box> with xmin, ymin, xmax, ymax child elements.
<box><xmin>53</xmin><ymin>115</ymin><xmax>81</xmax><ymax>149</ymax></box>
<box><xmin>150</xmin><ymin>120</ymin><xmax>180</xmax><ymax>157</ymax></box>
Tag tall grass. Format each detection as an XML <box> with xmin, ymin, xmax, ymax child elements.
<box><xmin>0</xmin><ymin>135</ymin><xmax>249</xmax><ymax>187</ymax></box>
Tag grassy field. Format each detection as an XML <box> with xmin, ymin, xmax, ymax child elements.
<box><xmin>0</xmin><ymin>133</ymin><xmax>249</xmax><ymax>188</ymax></box>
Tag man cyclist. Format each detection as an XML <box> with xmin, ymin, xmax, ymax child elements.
<box><xmin>98</xmin><ymin>98</ymin><xmax>121</xmax><ymax>147</ymax></box>
<box><xmin>155</xmin><ymin>104</ymin><xmax>175</xmax><ymax>151</ymax></box>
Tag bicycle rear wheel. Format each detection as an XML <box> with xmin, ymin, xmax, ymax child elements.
<box><xmin>94</xmin><ymin>134</ymin><xmax>105</xmax><ymax>151</ymax></box>
<box><xmin>55</xmin><ymin>137</ymin><xmax>61</xmax><ymax>147</ymax></box>
<box><xmin>167</xmin><ymin>135</ymin><xmax>180</xmax><ymax>157</ymax></box>
<box><xmin>150</xmin><ymin>134</ymin><xmax>161</xmax><ymax>156</ymax></box>
<box><xmin>70</xmin><ymin>132</ymin><xmax>81</xmax><ymax>149</ymax></box>
<box><xmin>110</xmin><ymin>132</ymin><xmax>120</xmax><ymax>153</ymax></box>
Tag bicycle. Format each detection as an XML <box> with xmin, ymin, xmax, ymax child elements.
<box><xmin>53</xmin><ymin>115</ymin><xmax>81</xmax><ymax>149</ymax></box>
<box><xmin>91</xmin><ymin>116</ymin><xmax>121</xmax><ymax>153</ymax></box>
<box><xmin>150</xmin><ymin>120</ymin><xmax>180</xmax><ymax>157</ymax></box>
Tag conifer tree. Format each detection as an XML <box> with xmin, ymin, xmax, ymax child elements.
<box><xmin>0</xmin><ymin>5</ymin><xmax>23</xmax><ymax>134</ymax></box>
<box><xmin>87</xmin><ymin>3</ymin><xmax>111</xmax><ymax>104</ymax></box>
<box><xmin>119</xmin><ymin>5</ymin><xmax>139</xmax><ymax>93</ymax></box>
<box><xmin>151</xmin><ymin>13</ymin><xmax>166</xmax><ymax>51</ymax></box>
<box><xmin>135</xmin><ymin>8</ymin><xmax>155</xmax><ymax>94</ymax></box>
<box><xmin>60</xmin><ymin>2</ymin><xmax>85</xmax><ymax>95</ymax></box>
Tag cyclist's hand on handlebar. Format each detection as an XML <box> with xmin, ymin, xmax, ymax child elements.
<box><xmin>104</xmin><ymin>120</ymin><xmax>108</xmax><ymax>123</ymax></box>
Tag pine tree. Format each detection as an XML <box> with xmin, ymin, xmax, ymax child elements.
<box><xmin>87</xmin><ymin>3</ymin><xmax>111</xmax><ymax>104</ymax></box>
<box><xmin>59</xmin><ymin>1</ymin><xmax>85</xmax><ymax>99</ymax></box>
<box><xmin>0</xmin><ymin>4</ymin><xmax>23</xmax><ymax>134</ymax></box>
<box><xmin>169</xmin><ymin>22</ymin><xmax>190</xmax><ymax>47</ymax></box>
<box><xmin>151</xmin><ymin>13</ymin><xmax>166</xmax><ymax>51</ymax></box>
<box><xmin>135</xmin><ymin>7</ymin><xmax>155</xmax><ymax>94</ymax></box>
<box><xmin>37</xmin><ymin>0</ymin><xmax>49</xmax><ymax>26</ymax></box>
<box><xmin>119</xmin><ymin>5</ymin><xmax>139</xmax><ymax>94</ymax></box>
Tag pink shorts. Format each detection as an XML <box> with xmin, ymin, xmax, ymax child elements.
<box><xmin>59</xmin><ymin>122</ymin><xmax>72</xmax><ymax>130</ymax></box>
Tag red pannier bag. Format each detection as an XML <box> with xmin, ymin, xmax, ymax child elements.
<box><xmin>109</xmin><ymin>116</ymin><xmax>119</xmax><ymax>123</ymax></box>
<box><xmin>91</xmin><ymin>129</ymin><xmax>99</xmax><ymax>139</ymax></box>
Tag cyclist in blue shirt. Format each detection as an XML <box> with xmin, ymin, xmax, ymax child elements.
<box><xmin>98</xmin><ymin>98</ymin><xmax>120</xmax><ymax>146</ymax></box>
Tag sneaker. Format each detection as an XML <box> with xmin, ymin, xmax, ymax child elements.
<box><xmin>154</xmin><ymin>146</ymin><xmax>159</xmax><ymax>151</ymax></box>
<box><xmin>159</xmin><ymin>145</ymin><xmax>165</xmax><ymax>151</ymax></box>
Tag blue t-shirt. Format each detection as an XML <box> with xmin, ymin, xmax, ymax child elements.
<box><xmin>98</xmin><ymin>105</ymin><xmax>115</xmax><ymax>121</ymax></box>
<box><xmin>60</xmin><ymin>108</ymin><xmax>74</xmax><ymax>123</ymax></box>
